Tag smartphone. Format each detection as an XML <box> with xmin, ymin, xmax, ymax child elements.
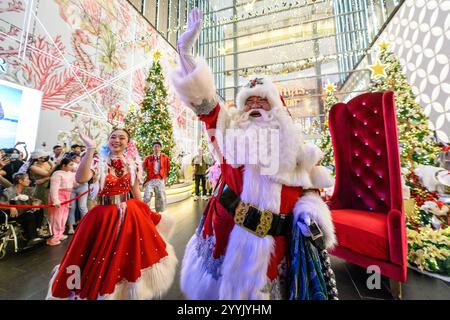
<box><xmin>308</xmin><ymin>222</ymin><xmax>323</xmax><ymax>241</ymax></box>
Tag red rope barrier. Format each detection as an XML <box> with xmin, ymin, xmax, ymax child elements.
<box><xmin>0</xmin><ymin>189</ymin><xmax>90</xmax><ymax>209</ymax></box>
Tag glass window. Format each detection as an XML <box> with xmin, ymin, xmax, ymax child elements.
<box><xmin>144</xmin><ymin>0</ymin><xmax>158</xmax><ymax>26</ymax></box>
<box><xmin>168</xmin><ymin>0</ymin><xmax>179</xmax><ymax>46</ymax></box>
<box><xmin>129</xmin><ymin>0</ymin><xmax>143</xmax><ymax>12</ymax></box>
<box><xmin>157</xmin><ymin>0</ymin><xmax>169</xmax><ymax>36</ymax></box>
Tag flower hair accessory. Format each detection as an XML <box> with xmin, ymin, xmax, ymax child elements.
<box><xmin>100</xmin><ymin>143</ymin><xmax>110</xmax><ymax>160</ymax></box>
<box><xmin>245</xmin><ymin>78</ymin><xmax>264</xmax><ymax>89</ymax></box>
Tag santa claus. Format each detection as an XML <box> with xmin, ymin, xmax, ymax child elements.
<box><xmin>171</xmin><ymin>8</ymin><xmax>338</xmax><ymax>300</ymax></box>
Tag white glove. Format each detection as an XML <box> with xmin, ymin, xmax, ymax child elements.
<box><xmin>76</xmin><ymin>127</ymin><xmax>96</xmax><ymax>149</ymax></box>
<box><xmin>177</xmin><ymin>8</ymin><xmax>203</xmax><ymax>75</ymax></box>
<box><xmin>298</xmin><ymin>211</ymin><xmax>312</xmax><ymax>237</ymax></box>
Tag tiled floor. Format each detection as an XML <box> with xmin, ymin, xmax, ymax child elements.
<box><xmin>0</xmin><ymin>198</ymin><xmax>449</xmax><ymax>300</ymax></box>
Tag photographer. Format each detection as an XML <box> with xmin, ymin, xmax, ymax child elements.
<box><xmin>2</xmin><ymin>147</ymin><xmax>25</xmax><ymax>184</ymax></box>
<box><xmin>29</xmin><ymin>150</ymin><xmax>55</xmax><ymax>224</ymax></box>
<box><xmin>0</xmin><ymin>173</ymin><xmax>44</xmax><ymax>246</ymax></box>
<box><xmin>0</xmin><ymin>156</ymin><xmax>13</xmax><ymax>191</ymax></box>
<box><xmin>14</xmin><ymin>142</ymin><xmax>29</xmax><ymax>162</ymax></box>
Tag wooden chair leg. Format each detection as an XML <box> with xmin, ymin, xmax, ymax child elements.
<box><xmin>389</xmin><ymin>279</ymin><xmax>402</xmax><ymax>299</ymax></box>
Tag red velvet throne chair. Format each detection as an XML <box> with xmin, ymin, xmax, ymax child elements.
<box><xmin>328</xmin><ymin>91</ymin><xmax>407</xmax><ymax>297</ymax></box>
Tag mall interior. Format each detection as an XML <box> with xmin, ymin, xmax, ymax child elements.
<box><xmin>0</xmin><ymin>0</ymin><xmax>449</xmax><ymax>300</ymax></box>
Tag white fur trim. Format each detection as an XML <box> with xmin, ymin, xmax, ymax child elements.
<box><xmin>236</xmin><ymin>78</ymin><xmax>283</xmax><ymax>110</ymax></box>
<box><xmin>103</xmin><ymin>244</ymin><xmax>177</xmax><ymax>300</ymax></box>
<box><xmin>267</xmin><ymin>167</ymin><xmax>313</xmax><ymax>188</ymax></box>
<box><xmin>180</xmin><ymin>235</ymin><xmax>221</xmax><ymax>300</ymax></box>
<box><xmin>170</xmin><ymin>58</ymin><xmax>217</xmax><ymax>114</ymax></box>
<box><xmin>210</xmin><ymin>105</ymin><xmax>234</xmax><ymax>163</ymax></box>
<box><xmin>156</xmin><ymin>212</ymin><xmax>176</xmax><ymax>240</ymax></box>
<box><xmin>46</xmin><ymin>244</ymin><xmax>178</xmax><ymax>300</ymax></box>
<box><xmin>241</xmin><ymin>166</ymin><xmax>282</xmax><ymax>212</ymax></box>
<box><xmin>268</xmin><ymin>143</ymin><xmax>334</xmax><ymax>188</ymax></box>
<box><xmin>293</xmin><ymin>193</ymin><xmax>337</xmax><ymax>249</ymax></box>
<box><xmin>298</xmin><ymin>143</ymin><xmax>323</xmax><ymax>172</ymax></box>
<box><xmin>310</xmin><ymin>166</ymin><xmax>335</xmax><ymax>189</ymax></box>
<box><xmin>414</xmin><ymin>165</ymin><xmax>442</xmax><ymax>192</ymax></box>
<box><xmin>219</xmin><ymin>226</ymin><xmax>274</xmax><ymax>300</ymax></box>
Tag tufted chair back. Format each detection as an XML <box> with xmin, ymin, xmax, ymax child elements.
<box><xmin>328</xmin><ymin>91</ymin><xmax>403</xmax><ymax>214</ymax></box>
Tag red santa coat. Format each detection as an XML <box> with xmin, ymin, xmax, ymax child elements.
<box><xmin>172</xmin><ymin>59</ymin><xmax>336</xmax><ymax>300</ymax></box>
<box><xmin>143</xmin><ymin>153</ymin><xmax>170</xmax><ymax>183</ymax></box>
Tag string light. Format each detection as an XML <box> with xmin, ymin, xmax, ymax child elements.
<box><xmin>167</xmin><ymin>0</ymin><xmax>332</xmax><ymax>34</ymax></box>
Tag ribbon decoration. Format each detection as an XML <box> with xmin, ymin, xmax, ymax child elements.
<box><xmin>0</xmin><ymin>189</ymin><xmax>90</xmax><ymax>209</ymax></box>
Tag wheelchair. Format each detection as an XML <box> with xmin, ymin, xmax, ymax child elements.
<box><xmin>0</xmin><ymin>209</ymin><xmax>48</xmax><ymax>259</ymax></box>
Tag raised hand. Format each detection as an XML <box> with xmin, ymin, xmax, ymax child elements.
<box><xmin>177</xmin><ymin>8</ymin><xmax>203</xmax><ymax>53</ymax></box>
<box><xmin>0</xmin><ymin>157</ymin><xmax>11</xmax><ymax>168</ymax></box>
<box><xmin>177</xmin><ymin>8</ymin><xmax>203</xmax><ymax>75</ymax></box>
<box><xmin>76</xmin><ymin>127</ymin><xmax>96</xmax><ymax>149</ymax></box>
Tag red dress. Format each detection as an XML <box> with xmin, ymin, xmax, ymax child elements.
<box><xmin>46</xmin><ymin>172</ymin><xmax>177</xmax><ymax>300</ymax></box>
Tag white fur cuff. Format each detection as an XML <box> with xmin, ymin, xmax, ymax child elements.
<box><xmin>293</xmin><ymin>193</ymin><xmax>337</xmax><ymax>249</ymax></box>
<box><xmin>156</xmin><ymin>213</ymin><xmax>176</xmax><ymax>240</ymax></box>
<box><xmin>310</xmin><ymin>166</ymin><xmax>335</xmax><ymax>189</ymax></box>
<box><xmin>170</xmin><ymin>58</ymin><xmax>217</xmax><ymax>115</ymax></box>
<box><xmin>298</xmin><ymin>143</ymin><xmax>323</xmax><ymax>172</ymax></box>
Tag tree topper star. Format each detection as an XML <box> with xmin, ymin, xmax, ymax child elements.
<box><xmin>153</xmin><ymin>50</ymin><xmax>161</xmax><ymax>61</ymax></box>
<box><xmin>378</xmin><ymin>41</ymin><xmax>390</xmax><ymax>50</ymax></box>
<box><xmin>325</xmin><ymin>83</ymin><xmax>336</xmax><ymax>93</ymax></box>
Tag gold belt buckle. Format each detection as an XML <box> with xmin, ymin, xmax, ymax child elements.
<box><xmin>234</xmin><ymin>202</ymin><xmax>273</xmax><ymax>238</ymax></box>
<box><xmin>99</xmin><ymin>194</ymin><xmax>128</xmax><ymax>205</ymax></box>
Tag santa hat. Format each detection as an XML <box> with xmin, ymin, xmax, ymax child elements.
<box><xmin>236</xmin><ymin>77</ymin><xmax>284</xmax><ymax>110</ymax></box>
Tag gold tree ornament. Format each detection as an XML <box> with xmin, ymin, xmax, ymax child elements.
<box><xmin>325</xmin><ymin>83</ymin><xmax>336</xmax><ymax>93</ymax></box>
<box><xmin>370</xmin><ymin>60</ymin><xmax>387</xmax><ymax>78</ymax></box>
<box><xmin>153</xmin><ymin>50</ymin><xmax>161</xmax><ymax>61</ymax></box>
<box><xmin>378</xmin><ymin>41</ymin><xmax>391</xmax><ymax>50</ymax></box>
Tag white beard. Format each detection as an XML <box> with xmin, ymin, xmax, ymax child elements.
<box><xmin>222</xmin><ymin>107</ymin><xmax>300</xmax><ymax>177</ymax></box>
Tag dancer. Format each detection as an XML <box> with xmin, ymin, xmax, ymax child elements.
<box><xmin>171</xmin><ymin>8</ymin><xmax>338</xmax><ymax>300</ymax></box>
<box><xmin>46</xmin><ymin>128</ymin><xmax>177</xmax><ymax>300</ymax></box>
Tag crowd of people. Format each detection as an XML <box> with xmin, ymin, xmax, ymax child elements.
<box><xmin>0</xmin><ymin>143</ymin><xmax>90</xmax><ymax>247</ymax></box>
<box><xmin>0</xmin><ymin>139</ymin><xmax>215</xmax><ymax>249</ymax></box>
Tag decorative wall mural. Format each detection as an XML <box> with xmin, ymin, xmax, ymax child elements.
<box><xmin>0</xmin><ymin>0</ymin><xmax>193</xmax><ymax>151</ymax></box>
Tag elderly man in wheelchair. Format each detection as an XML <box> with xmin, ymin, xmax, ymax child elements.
<box><xmin>0</xmin><ymin>173</ymin><xmax>46</xmax><ymax>259</ymax></box>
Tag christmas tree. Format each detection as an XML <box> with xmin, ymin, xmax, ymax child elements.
<box><xmin>317</xmin><ymin>83</ymin><xmax>338</xmax><ymax>169</ymax></box>
<box><xmin>125</xmin><ymin>51</ymin><xmax>180</xmax><ymax>185</ymax></box>
<box><xmin>369</xmin><ymin>41</ymin><xmax>440</xmax><ymax>168</ymax></box>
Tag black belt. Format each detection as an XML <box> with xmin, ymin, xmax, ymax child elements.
<box><xmin>218</xmin><ymin>183</ymin><xmax>292</xmax><ymax>237</ymax></box>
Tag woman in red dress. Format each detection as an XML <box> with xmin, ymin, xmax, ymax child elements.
<box><xmin>46</xmin><ymin>128</ymin><xmax>178</xmax><ymax>300</ymax></box>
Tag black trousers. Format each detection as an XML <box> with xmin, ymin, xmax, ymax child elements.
<box><xmin>1</xmin><ymin>210</ymin><xmax>43</xmax><ymax>240</ymax></box>
<box><xmin>195</xmin><ymin>174</ymin><xmax>206</xmax><ymax>196</ymax></box>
